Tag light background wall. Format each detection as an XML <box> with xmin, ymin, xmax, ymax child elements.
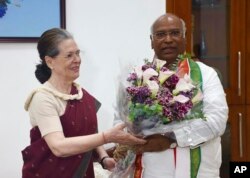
<box><xmin>0</xmin><ymin>0</ymin><xmax>165</xmax><ymax>177</ymax></box>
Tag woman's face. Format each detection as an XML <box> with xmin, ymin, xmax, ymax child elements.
<box><xmin>49</xmin><ymin>39</ymin><xmax>81</xmax><ymax>82</ymax></box>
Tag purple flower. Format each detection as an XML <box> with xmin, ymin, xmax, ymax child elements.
<box><xmin>142</xmin><ymin>63</ymin><xmax>156</xmax><ymax>71</ymax></box>
<box><xmin>127</xmin><ymin>73</ymin><xmax>138</xmax><ymax>82</ymax></box>
<box><xmin>162</xmin><ymin>107</ymin><xmax>173</xmax><ymax>120</ymax></box>
<box><xmin>172</xmin><ymin>100</ymin><xmax>193</xmax><ymax>120</ymax></box>
<box><xmin>179</xmin><ymin>90</ymin><xmax>194</xmax><ymax>99</ymax></box>
<box><xmin>160</xmin><ymin>66</ymin><xmax>168</xmax><ymax>72</ymax></box>
<box><xmin>157</xmin><ymin>88</ymin><xmax>173</xmax><ymax>106</ymax></box>
<box><xmin>162</xmin><ymin>74</ymin><xmax>179</xmax><ymax>90</ymax></box>
<box><xmin>127</xmin><ymin>86</ymin><xmax>151</xmax><ymax>104</ymax></box>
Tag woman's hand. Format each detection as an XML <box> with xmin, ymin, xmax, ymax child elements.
<box><xmin>103</xmin><ymin>123</ymin><xmax>146</xmax><ymax>145</ymax></box>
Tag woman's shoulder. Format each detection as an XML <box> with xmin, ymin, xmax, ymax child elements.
<box><xmin>24</xmin><ymin>82</ymin><xmax>83</xmax><ymax>111</ymax></box>
<box><xmin>24</xmin><ymin>83</ymin><xmax>57</xmax><ymax>111</ymax></box>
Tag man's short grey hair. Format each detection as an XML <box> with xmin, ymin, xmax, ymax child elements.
<box><xmin>150</xmin><ymin>15</ymin><xmax>187</xmax><ymax>38</ymax></box>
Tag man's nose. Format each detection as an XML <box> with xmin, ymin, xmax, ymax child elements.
<box><xmin>163</xmin><ymin>34</ymin><xmax>174</xmax><ymax>42</ymax></box>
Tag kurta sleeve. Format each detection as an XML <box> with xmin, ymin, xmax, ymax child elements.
<box><xmin>173</xmin><ymin>62</ymin><xmax>229</xmax><ymax>147</ymax></box>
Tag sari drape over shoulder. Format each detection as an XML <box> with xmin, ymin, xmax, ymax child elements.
<box><xmin>22</xmin><ymin>86</ymin><xmax>98</xmax><ymax>178</ymax></box>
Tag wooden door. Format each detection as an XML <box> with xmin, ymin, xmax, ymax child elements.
<box><xmin>246</xmin><ymin>0</ymin><xmax>250</xmax><ymax>105</ymax></box>
<box><xmin>229</xmin><ymin>105</ymin><xmax>247</xmax><ymax>161</ymax></box>
<box><xmin>167</xmin><ymin>0</ymin><xmax>246</xmax><ymax>105</ymax></box>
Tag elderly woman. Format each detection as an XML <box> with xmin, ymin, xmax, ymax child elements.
<box><xmin>21</xmin><ymin>28</ymin><xmax>145</xmax><ymax>178</ymax></box>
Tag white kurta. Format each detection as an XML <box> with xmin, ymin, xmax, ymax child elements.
<box><xmin>140</xmin><ymin>62</ymin><xmax>228</xmax><ymax>178</ymax></box>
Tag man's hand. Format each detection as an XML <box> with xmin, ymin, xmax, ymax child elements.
<box><xmin>132</xmin><ymin>134</ymin><xmax>175</xmax><ymax>153</ymax></box>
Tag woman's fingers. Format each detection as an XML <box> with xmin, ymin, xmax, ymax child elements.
<box><xmin>105</xmin><ymin>123</ymin><xmax>146</xmax><ymax>145</ymax></box>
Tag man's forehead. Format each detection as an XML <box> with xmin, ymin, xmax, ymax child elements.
<box><xmin>158</xmin><ymin>15</ymin><xmax>181</xmax><ymax>25</ymax></box>
<box><xmin>154</xmin><ymin>17</ymin><xmax>182</xmax><ymax>30</ymax></box>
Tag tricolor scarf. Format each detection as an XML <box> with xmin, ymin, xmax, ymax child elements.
<box><xmin>177</xmin><ymin>55</ymin><xmax>202</xmax><ymax>178</ymax></box>
<box><xmin>134</xmin><ymin>55</ymin><xmax>203</xmax><ymax>178</ymax></box>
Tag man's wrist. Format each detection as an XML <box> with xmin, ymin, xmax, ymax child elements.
<box><xmin>99</xmin><ymin>156</ymin><xmax>109</xmax><ymax>169</ymax></box>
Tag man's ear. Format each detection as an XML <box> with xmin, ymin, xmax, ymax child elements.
<box><xmin>150</xmin><ymin>35</ymin><xmax>154</xmax><ymax>49</ymax></box>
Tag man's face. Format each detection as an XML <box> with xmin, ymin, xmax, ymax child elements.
<box><xmin>151</xmin><ymin>16</ymin><xmax>186</xmax><ymax>63</ymax></box>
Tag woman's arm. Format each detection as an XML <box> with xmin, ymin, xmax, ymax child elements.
<box><xmin>44</xmin><ymin>123</ymin><xmax>146</xmax><ymax>157</ymax></box>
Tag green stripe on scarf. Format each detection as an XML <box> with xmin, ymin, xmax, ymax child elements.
<box><xmin>189</xmin><ymin>59</ymin><xmax>203</xmax><ymax>90</ymax></box>
<box><xmin>188</xmin><ymin>58</ymin><xmax>202</xmax><ymax>178</ymax></box>
<box><xmin>190</xmin><ymin>148</ymin><xmax>201</xmax><ymax>178</ymax></box>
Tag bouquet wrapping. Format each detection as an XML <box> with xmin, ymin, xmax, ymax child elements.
<box><xmin>110</xmin><ymin>54</ymin><xmax>205</xmax><ymax>177</ymax></box>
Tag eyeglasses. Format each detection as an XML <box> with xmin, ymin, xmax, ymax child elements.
<box><xmin>56</xmin><ymin>50</ymin><xmax>82</xmax><ymax>61</ymax></box>
<box><xmin>152</xmin><ymin>30</ymin><xmax>183</xmax><ymax>40</ymax></box>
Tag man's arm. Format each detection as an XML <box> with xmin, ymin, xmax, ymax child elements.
<box><xmin>173</xmin><ymin>62</ymin><xmax>228</xmax><ymax>148</ymax></box>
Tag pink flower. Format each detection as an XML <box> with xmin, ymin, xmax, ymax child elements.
<box><xmin>173</xmin><ymin>74</ymin><xmax>195</xmax><ymax>95</ymax></box>
<box><xmin>172</xmin><ymin>94</ymin><xmax>190</xmax><ymax>103</ymax></box>
<box><xmin>142</xmin><ymin>68</ymin><xmax>158</xmax><ymax>84</ymax></box>
<box><xmin>146</xmin><ymin>80</ymin><xmax>159</xmax><ymax>98</ymax></box>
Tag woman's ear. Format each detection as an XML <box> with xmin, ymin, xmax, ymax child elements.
<box><xmin>45</xmin><ymin>56</ymin><xmax>54</xmax><ymax>70</ymax></box>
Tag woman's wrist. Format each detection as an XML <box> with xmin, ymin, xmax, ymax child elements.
<box><xmin>102</xmin><ymin>131</ymin><xmax>111</xmax><ymax>144</ymax></box>
<box><xmin>102</xmin><ymin>132</ymin><xmax>107</xmax><ymax>144</ymax></box>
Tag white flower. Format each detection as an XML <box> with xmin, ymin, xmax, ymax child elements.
<box><xmin>183</xmin><ymin>73</ymin><xmax>192</xmax><ymax>83</ymax></box>
<box><xmin>192</xmin><ymin>89</ymin><xmax>203</xmax><ymax>104</ymax></box>
<box><xmin>146</xmin><ymin>80</ymin><xmax>159</xmax><ymax>98</ymax></box>
<box><xmin>158</xmin><ymin>70</ymin><xmax>175</xmax><ymax>84</ymax></box>
<box><xmin>133</xmin><ymin>66</ymin><xmax>143</xmax><ymax>86</ymax></box>
<box><xmin>155</xmin><ymin>58</ymin><xmax>166</xmax><ymax>71</ymax></box>
<box><xmin>134</xmin><ymin>66</ymin><xmax>143</xmax><ymax>80</ymax></box>
<box><xmin>142</xmin><ymin>68</ymin><xmax>158</xmax><ymax>84</ymax></box>
<box><xmin>173</xmin><ymin>74</ymin><xmax>195</xmax><ymax>95</ymax></box>
<box><xmin>173</xmin><ymin>94</ymin><xmax>190</xmax><ymax>103</ymax></box>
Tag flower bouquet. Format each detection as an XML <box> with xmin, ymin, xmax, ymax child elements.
<box><xmin>110</xmin><ymin>54</ymin><xmax>205</xmax><ymax>177</ymax></box>
<box><xmin>122</xmin><ymin>54</ymin><xmax>204</xmax><ymax>136</ymax></box>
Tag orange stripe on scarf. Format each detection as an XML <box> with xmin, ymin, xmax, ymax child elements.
<box><xmin>177</xmin><ymin>58</ymin><xmax>190</xmax><ymax>77</ymax></box>
<box><xmin>134</xmin><ymin>154</ymin><xmax>143</xmax><ymax>178</ymax></box>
